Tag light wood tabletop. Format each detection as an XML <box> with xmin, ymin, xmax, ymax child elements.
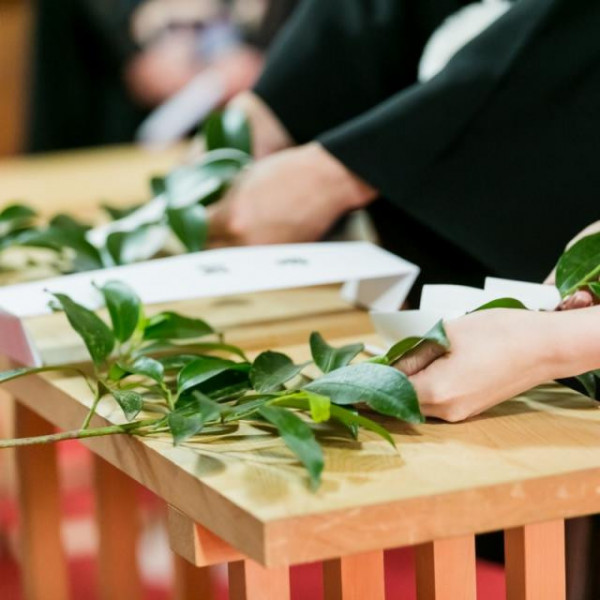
<box><xmin>1</xmin><ymin>146</ymin><xmax>598</xmax><ymax>600</ymax></box>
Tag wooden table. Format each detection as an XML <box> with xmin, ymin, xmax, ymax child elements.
<box><xmin>2</xmin><ymin>146</ymin><xmax>600</xmax><ymax>600</ymax></box>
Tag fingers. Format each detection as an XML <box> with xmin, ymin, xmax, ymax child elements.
<box><xmin>393</xmin><ymin>342</ymin><xmax>448</xmax><ymax>376</ymax></box>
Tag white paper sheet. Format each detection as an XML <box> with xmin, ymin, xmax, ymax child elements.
<box><xmin>0</xmin><ymin>242</ymin><xmax>419</xmax><ymax>366</ymax></box>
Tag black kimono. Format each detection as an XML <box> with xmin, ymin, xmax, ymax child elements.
<box><xmin>254</xmin><ymin>0</ymin><xmax>600</xmax><ymax>286</ymax></box>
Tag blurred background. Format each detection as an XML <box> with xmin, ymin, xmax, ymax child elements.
<box><xmin>0</xmin><ymin>0</ymin><xmax>298</xmax><ymax>157</ymax></box>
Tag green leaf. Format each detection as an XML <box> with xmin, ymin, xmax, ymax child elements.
<box><xmin>0</xmin><ymin>204</ymin><xmax>37</xmax><ymax>222</ymax></box>
<box><xmin>471</xmin><ymin>297</ymin><xmax>527</xmax><ymax>312</ymax></box>
<box><xmin>223</xmin><ymin>396</ymin><xmax>272</xmax><ymax>421</ymax></box>
<box><xmin>150</xmin><ymin>176</ymin><xmax>166</xmax><ymax>197</ymax></box>
<box><xmin>309</xmin><ymin>332</ymin><xmax>363</xmax><ymax>373</ymax></box>
<box><xmin>250</xmin><ymin>351</ymin><xmax>307</xmax><ymax>393</ymax></box>
<box><xmin>275</xmin><ymin>397</ymin><xmax>395</xmax><ymax>447</ymax></box>
<box><xmin>110</xmin><ymin>389</ymin><xmax>144</xmax><ymax>420</ymax></box>
<box><xmin>49</xmin><ymin>214</ymin><xmax>90</xmax><ymax>232</ymax></box>
<box><xmin>258</xmin><ymin>405</ymin><xmax>323</xmax><ymax>489</ymax></box>
<box><xmin>20</xmin><ymin>226</ymin><xmax>104</xmax><ymax>271</ymax></box>
<box><xmin>386</xmin><ymin>320</ymin><xmax>450</xmax><ymax>364</ymax></box>
<box><xmin>588</xmin><ymin>282</ymin><xmax>600</xmax><ymax>299</ymax></box>
<box><xmin>304</xmin><ymin>391</ymin><xmax>330</xmax><ymax>423</ymax></box>
<box><xmin>576</xmin><ymin>372</ymin><xmax>597</xmax><ymax>398</ymax></box>
<box><xmin>204</xmin><ymin>108</ymin><xmax>252</xmax><ymax>154</ymax></box>
<box><xmin>125</xmin><ymin>356</ymin><xmax>165</xmax><ymax>383</ymax></box>
<box><xmin>305</xmin><ymin>363</ymin><xmax>423</xmax><ymax>424</ymax></box>
<box><xmin>177</xmin><ymin>357</ymin><xmax>250</xmax><ymax>396</ymax></box>
<box><xmin>101</xmin><ymin>203</ymin><xmax>143</xmax><ymax>221</ymax></box>
<box><xmin>51</xmin><ymin>293</ymin><xmax>115</xmax><ymax>366</ymax></box>
<box><xmin>556</xmin><ymin>232</ymin><xmax>600</xmax><ymax>297</ymax></box>
<box><xmin>98</xmin><ymin>281</ymin><xmax>142</xmax><ymax>343</ymax></box>
<box><xmin>158</xmin><ymin>355</ymin><xmax>199</xmax><ymax>372</ymax></box>
<box><xmin>143</xmin><ymin>312</ymin><xmax>215</xmax><ymax>341</ymax></box>
<box><xmin>167</xmin><ymin>393</ymin><xmax>222</xmax><ymax>445</ymax></box>
<box><xmin>167</xmin><ymin>204</ymin><xmax>208</xmax><ymax>252</ymax></box>
<box><xmin>106</xmin><ymin>225</ymin><xmax>162</xmax><ymax>266</ymax></box>
<box><xmin>141</xmin><ymin>340</ymin><xmax>247</xmax><ymax>360</ymax></box>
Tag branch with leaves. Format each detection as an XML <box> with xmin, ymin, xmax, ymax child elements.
<box><xmin>0</xmin><ymin>109</ymin><xmax>251</xmax><ymax>276</ymax></box>
<box><xmin>0</xmin><ymin>280</ymin><xmax>428</xmax><ymax>489</ymax></box>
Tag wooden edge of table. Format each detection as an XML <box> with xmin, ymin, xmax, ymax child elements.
<box><xmin>7</xmin><ymin>371</ymin><xmax>600</xmax><ymax>569</ymax></box>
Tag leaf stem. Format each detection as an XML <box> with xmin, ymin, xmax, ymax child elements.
<box><xmin>0</xmin><ymin>419</ymin><xmax>157</xmax><ymax>449</ymax></box>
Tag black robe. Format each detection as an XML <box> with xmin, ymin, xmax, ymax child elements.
<box><xmin>254</xmin><ymin>0</ymin><xmax>600</xmax><ymax>287</ymax></box>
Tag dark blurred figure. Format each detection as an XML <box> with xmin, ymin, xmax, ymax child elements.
<box><xmin>26</xmin><ymin>0</ymin><xmax>299</xmax><ymax>152</ymax></box>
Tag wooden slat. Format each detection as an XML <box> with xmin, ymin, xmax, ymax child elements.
<box><xmin>93</xmin><ymin>455</ymin><xmax>143</xmax><ymax>600</ymax></box>
<box><xmin>173</xmin><ymin>554</ymin><xmax>215</xmax><ymax>600</ymax></box>
<box><xmin>415</xmin><ymin>536</ymin><xmax>476</xmax><ymax>600</ymax></box>
<box><xmin>168</xmin><ymin>506</ymin><xmax>242</xmax><ymax>567</ymax></box>
<box><xmin>505</xmin><ymin>520</ymin><xmax>566</xmax><ymax>600</ymax></box>
<box><xmin>15</xmin><ymin>403</ymin><xmax>69</xmax><ymax>600</ymax></box>
<box><xmin>228</xmin><ymin>560</ymin><xmax>290</xmax><ymax>600</ymax></box>
<box><xmin>323</xmin><ymin>551</ymin><xmax>385</xmax><ymax>600</ymax></box>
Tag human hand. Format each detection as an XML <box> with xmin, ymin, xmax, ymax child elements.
<box><xmin>400</xmin><ymin>309</ymin><xmax>569</xmax><ymax>422</ymax></box>
<box><xmin>207</xmin><ymin>142</ymin><xmax>377</xmax><ymax>246</ymax></box>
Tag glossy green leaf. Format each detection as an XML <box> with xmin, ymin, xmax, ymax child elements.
<box><xmin>0</xmin><ymin>366</ymin><xmax>55</xmax><ymax>384</ymax></box>
<box><xmin>275</xmin><ymin>397</ymin><xmax>394</xmax><ymax>446</ymax></box>
<box><xmin>167</xmin><ymin>204</ymin><xmax>208</xmax><ymax>252</ymax></box>
<box><xmin>51</xmin><ymin>293</ymin><xmax>115</xmax><ymax>366</ymax></box>
<box><xmin>204</xmin><ymin>108</ymin><xmax>252</xmax><ymax>154</ymax></box>
<box><xmin>49</xmin><ymin>214</ymin><xmax>90</xmax><ymax>232</ymax></box>
<box><xmin>258</xmin><ymin>405</ymin><xmax>323</xmax><ymax>488</ymax></box>
<box><xmin>101</xmin><ymin>203</ymin><xmax>143</xmax><ymax>221</ymax></box>
<box><xmin>110</xmin><ymin>389</ymin><xmax>144</xmax><ymax>420</ymax></box>
<box><xmin>0</xmin><ymin>204</ymin><xmax>37</xmax><ymax>222</ymax></box>
<box><xmin>309</xmin><ymin>332</ymin><xmax>363</xmax><ymax>373</ymax></box>
<box><xmin>177</xmin><ymin>357</ymin><xmax>250</xmax><ymax>396</ymax></box>
<box><xmin>140</xmin><ymin>340</ymin><xmax>247</xmax><ymax>360</ymax></box>
<box><xmin>576</xmin><ymin>372</ymin><xmax>597</xmax><ymax>398</ymax></box>
<box><xmin>386</xmin><ymin>320</ymin><xmax>450</xmax><ymax>364</ymax></box>
<box><xmin>168</xmin><ymin>393</ymin><xmax>222</xmax><ymax>445</ymax></box>
<box><xmin>20</xmin><ymin>226</ymin><xmax>105</xmax><ymax>271</ymax></box>
<box><xmin>305</xmin><ymin>363</ymin><xmax>423</xmax><ymax>424</ymax></box>
<box><xmin>250</xmin><ymin>351</ymin><xmax>307</xmax><ymax>393</ymax></box>
<box><xmin>98</xmin><ymin>280</ymin><xmax>142</xmax><ymax>342</ymax></box>
<box><xmin>150</xmin><ymin>176</ymin><xmax>166</xmax><ymax>197</ymax></box>
<box><xmin>588</xmin><ymin>282</ymin><xmax>600</xmax><ymax>299</ymax></box>
<box><xmin>126</xmin><ymin>356</ymin><xmax>165</xmax><ymax>383</ymax></box>
<box><xmin>472</xmin><ymin>297</ymin><xmax>527</xmax><ymax>312</ymax></box>
<box><xmin>556</xmin><ymin>232</ymin><xmax>600</xmax><ymax>297</ymax></box>
<box><xmin>106</xmin><ymin>225</ymin><xmax>163</xmax><ymax>266</ymax></box>
<box><xmin>143</xmin><ymin>312</ymin><xmax>215</xmax><ymax>341</ymax></box>
<box><xmin>158</xmin><ymin>354</ymin><xmax>199</xmax><ymax>372</ymax></box>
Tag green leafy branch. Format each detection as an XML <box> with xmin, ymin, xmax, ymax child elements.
<box><xmin>0</xmin><ymin>280</ymin><xmax>427</xmax><ymax>489</ymax></box>
<box><xmin>0</xmin><ymin>109</ymin><xmax>252</xmax><ymax>275</ymax></box>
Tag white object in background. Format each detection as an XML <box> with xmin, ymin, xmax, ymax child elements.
<box><xmin>419</xmin><ymin>0</ymin><xmax>513</xmax><ymax>82</ymax></box>
<box><xmin>136</xmin><ymin>68</ymin><xmax>226</xmax><ymax>147</ymax></box>
<box><xmin>0</xmin><ymin>242</ymin><xmax>419</xmax><ymax>366</ymax></box>
<box><xmin>484</xmin><ymin>277</ymin><xmax>561</xmax><ymax>311</ymax></box>
<box><xmin>371</xmin><ymin>276</ymin><xmax>561</xmax><ymax>350</ymax></box>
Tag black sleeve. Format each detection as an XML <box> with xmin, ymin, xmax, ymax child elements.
<box><xmin>321</xmin><ymin>0</ymin><xmax>600</xmax><ymax>280</ymax></box>
<box><xmin>253</xmin><ymin>0</ymin><xmax>465</xmax><ymax>143</ymax></box>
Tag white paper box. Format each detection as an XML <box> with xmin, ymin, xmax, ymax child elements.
<box><xmin>0</xmin><ymin>242</ymin><xmax>419</xmax><ymax>367</ymax></box>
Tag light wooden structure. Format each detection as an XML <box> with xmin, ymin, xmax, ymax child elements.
<box><xmin>1</xmin><ymin>147</ymin><xmax>600</xmax><ymax>600</ymax></box>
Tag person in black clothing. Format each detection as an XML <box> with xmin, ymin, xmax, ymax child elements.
<box><xmin>208</xmin><ymin>0</ymin><xmax>600</xmax><ymax>293</ymax></box>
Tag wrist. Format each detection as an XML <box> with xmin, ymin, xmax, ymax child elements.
<box><xmin>227</xmin><ymin>92</ymin><xmax>294</xmax><ymax>158</ymax></box>
<box><xmin>302</xmin><ymin>142</ymin><xmax>378</xmax><ymax>214</ymax></box>
<box><xmin>536</xmin><ymin>307</ymin><xmax>600</xmax><ymax>380</ymax></box>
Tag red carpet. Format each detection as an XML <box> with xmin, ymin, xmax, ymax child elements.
<box><xmin>0</xmin><ymin>442</ymin><xmax>505</xmax><ymax>599</ymax></box>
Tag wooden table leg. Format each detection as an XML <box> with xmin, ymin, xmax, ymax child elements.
<box><xmin>173</xmin><ymin>554</ymin><xmax>215</xmax><ymax>600</ymax></box>
<box><xmin>415</xmin><ymin>536</ymin><xmax>476</xmax><ymax>600</ymax></box>
<box><xmin>228</xmin><ymin>559</ymin><xmax>290</xmax><ymax>600</ymax></box>
<box><xmin>505</xmin><ymin>520</ymin><xmax>566</xmax><ymax>600</ymax></box>
<box><xmin>15</xmin><ymin>403</ymin><xmax>69</xmax><ymax>600</ymax></box>
<box><xmin>323</xmin><ymin>550</ymin><xmax>385</xmax><ymax>600</ymax></box>
<box><xmin>93</xmin><ymin>455</ymin><xmax>142</xmax><ymax>600</ymax></box>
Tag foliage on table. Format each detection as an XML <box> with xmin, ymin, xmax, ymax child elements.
<box><xmin>0</xmin><ymin>281</ymin><xmax>428</xmax><ymax>489</ymax></box>
<box><xmin>0</xmin><ymin>109</ymin><xmax>251</xmax><ymax>274</ymax></box>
